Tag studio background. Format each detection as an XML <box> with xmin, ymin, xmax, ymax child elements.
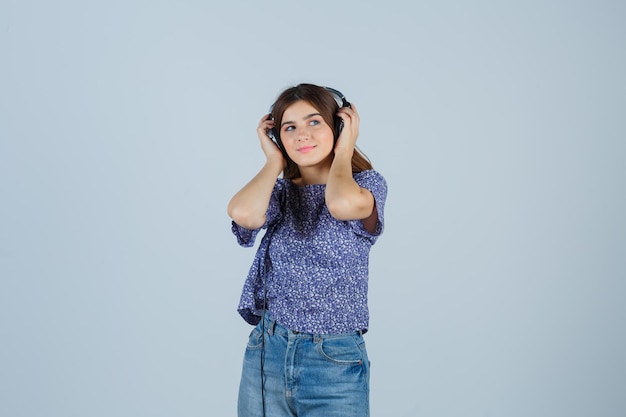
<box><xmin>1</xmin><ymin>1</ymin><xmax>624</xmax><ymax>416</ymax></box>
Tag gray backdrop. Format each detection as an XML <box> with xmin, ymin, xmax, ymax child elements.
<box><xmin>1</xmin><ymin>1</ymin><xmax>624</xmax><ymax>416</ymax></box>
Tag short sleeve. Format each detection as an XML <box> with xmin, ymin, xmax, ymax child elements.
<box><xmin>349</xmin><ymin>170</ymin><xmax>388</xmax><ymax>242</ymax></box>
<box><xmin>231</xmin><ymin>222</ymin><xmax>261</xmax><ymax>247</ymax></box>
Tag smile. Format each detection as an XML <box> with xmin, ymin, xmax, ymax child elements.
<box><xmin>297</xmin><ymin>146</ymin><xmax>316</xmax><ymax>153</ymax></box>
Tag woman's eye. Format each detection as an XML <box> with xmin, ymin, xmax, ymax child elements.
<box><xmin>310</xmin><ymin>120</ymin><xmax>320</xmax><ymax>126</ymax></box>
<box><xmin>283</xmin><ymin>125</ymin><xmax>295</xmax><ymax>132</ymax></box>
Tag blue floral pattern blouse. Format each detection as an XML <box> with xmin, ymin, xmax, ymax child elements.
<box><xmin>232</xmin><ymin>169</ymin><xmax>387</xmax><ymax>334</ymax></box>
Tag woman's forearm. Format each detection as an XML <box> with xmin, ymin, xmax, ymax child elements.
<box><xmin>325</xmin><ymin>150</ymin><xmax>373</xmax><ymax>221</ymax></box>
<box><xmin>227</xmin><ymin>160</ymin><xmax>283</xmax><ymax>229</ymax></box>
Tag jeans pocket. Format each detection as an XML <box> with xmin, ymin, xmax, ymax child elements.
<box><xmin>246</xmin><ymin>326</ymin><xmax>264</xmax><ymax>350</ymax></box>
<box><xmin>317</xmin><ymin>335</ymin><xmax>363</xmax><ymax>365</ymax></box>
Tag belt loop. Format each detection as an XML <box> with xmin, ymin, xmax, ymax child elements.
<box><xmin>264</xmin><ymin>311</ymin><xmax>276</xmax><ymax>336</ymax></box>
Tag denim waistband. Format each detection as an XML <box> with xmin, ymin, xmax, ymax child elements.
<box><xmin>260</xmin><ymin>311</ymin><xmax>364</xmax><ymax>339</ymax></box>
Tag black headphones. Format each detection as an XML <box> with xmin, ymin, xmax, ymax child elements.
<box><xmin>267</xmin><ymin>86</ymin><xmax>351</xmax><ymax>157</ymax></box>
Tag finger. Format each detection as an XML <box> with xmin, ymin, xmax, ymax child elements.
<box><xmin>258</xmin><ymin>117</ymin><xmax>275</xmax><ymax>130</ymax></box>
<box><xmin>337</xmin><ymin>112</ymin><xmax>358</xmax><ymax>129</ymax></box>
<box><xmin>337</xmin><ymin>105</ymin><xmax>358</xmax><ymax>121</ymax></box>
<box><xmin>258</xmin><ymin>113</ymin><xmax>274</xmax><ymax>124</ymax></box>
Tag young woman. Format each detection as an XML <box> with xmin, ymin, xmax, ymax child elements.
<box><xmin>228</xmin><ymin>83</ymin><xmax>387</xmax><ymax>417</ymax></box>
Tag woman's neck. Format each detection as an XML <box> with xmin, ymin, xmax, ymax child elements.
<box><xmin>294</xmin><ymin>166</ymin><xmax>330</xmax><ymax>186</ymax></box>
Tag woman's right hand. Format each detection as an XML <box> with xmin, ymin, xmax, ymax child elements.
<box><xmin>257</xmin><ymin>114</ymin><xmax>286</xmax><ymax>166</ymax></box>
<box><xmin>228</xmin><ymin>114</ymin><xmax>286</xmax><ymax>228</ymax></box>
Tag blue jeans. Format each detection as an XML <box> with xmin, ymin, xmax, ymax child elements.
<box><xmin>237</xmin><ymin>312</ymin><xmax>370</xmax><ymax>417</ymax></box>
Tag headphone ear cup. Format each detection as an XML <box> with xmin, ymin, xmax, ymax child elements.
<box><xmin>325</xmin><ymin>87</ymin><xmax>349</xmax><ymax>142</ymax></box>
<box><xmin>268</xmin><ymin>127</ymin><xmax>277</xmax><ymax>142</ymax></box>
<box><xmin>333</xmin><ymin>115</ymin><xmax>344</xmax><ymax>141</ymax></box>
<box><xmin>268</xmin><ymin>127</ymin><xmax>289</xmax><ymax>158</ymax></box>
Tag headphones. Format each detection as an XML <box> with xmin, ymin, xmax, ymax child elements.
<box><xmin>267</xmin><ymin>86</ymin><xmax>351</xmax><ymax>157</ymax></box>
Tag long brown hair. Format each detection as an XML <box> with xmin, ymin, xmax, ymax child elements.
<box><xmin>270</xmin><ymin>84</ymin><xmax>373</xmax><ymax>179</ymax></box>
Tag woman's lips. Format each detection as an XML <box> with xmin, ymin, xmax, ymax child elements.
<box><xmin>298</xmin><ymin>146</ymin><xmax>316</xmax><ymax>153</ymax></box>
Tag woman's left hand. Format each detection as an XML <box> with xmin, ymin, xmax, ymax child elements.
<box><xmin>334</xmin><ymin>103</ymin><xmax>360</xmax><ymax>156</ymax></box>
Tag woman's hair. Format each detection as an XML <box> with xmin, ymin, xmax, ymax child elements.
<box><xmin>270</xmin><ymin>83</ymin><xmax>373</xmax><ymax>179</ymax></box>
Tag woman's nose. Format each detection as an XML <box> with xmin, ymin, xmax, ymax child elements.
<box><xmin>297</xmin><ymin>129</ymin><xmax>310</xmax><ymax>141</ymax></box>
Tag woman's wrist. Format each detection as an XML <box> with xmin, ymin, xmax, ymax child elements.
<box><xmin>333</xmin><ymin>146</ymin><xmax>354</xmax><ymax>160</ymax></box>
<box><xmin>264</xmin><ymin>157</ymin><xmax>285</xmax><ymax>176</ymax></box>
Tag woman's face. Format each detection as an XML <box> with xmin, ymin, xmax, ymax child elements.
<box><xmin>279</xmin><ymin>100</ymin><xmax>334</xmax><ymax>169</ymax></box>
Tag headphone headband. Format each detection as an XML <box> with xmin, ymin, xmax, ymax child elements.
<box><xmin>268</xmin><ymin>86</ymin><xmax>350</xmax><ymax>115</ymax></box>
<box><xmin>323</xmin><ymin>86</ymin><xmax>351</xmax><ymax>109</ymax></box>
